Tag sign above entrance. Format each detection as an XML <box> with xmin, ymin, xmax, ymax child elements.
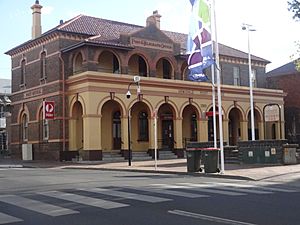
<box><xmin>130</xmin><ymin>37</ymin><xmax>173</xmax><ymax>52</ymax></box>
<box><xmin>43</xmin><ymin>101</ymin><xmax>55</xmax><ymax>119</ymax></box>
<box><xmin>264</xmin><ymin>105</ymin><xmax>280</xmax><ymax>122</ymax></box>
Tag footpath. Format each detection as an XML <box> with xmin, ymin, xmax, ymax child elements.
<box><xmin>1</xmin><ymin>158</ymin><xmax>300</xmax><ymax>181</ymax></box>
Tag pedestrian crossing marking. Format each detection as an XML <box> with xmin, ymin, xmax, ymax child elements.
<box><xmin>125</xmin><ymin>186</ymin><xmax>209</xmax><ymax>198</ymax></box>
<box><xmin>39</xmin><ymin>191</ymin><xmax>129</xmax><ymax>209</ymax></box>
<box><xmin>151</xmin><ymin>184</ymin><xmax>246</xmax><ymax>196</ymax></box>
<box><xmin>0</xmin><ymin>195</ymin><xmax>79</xmax><ymax>217</ymax></box>
<box><xmin>177</xmin><ymin>183</ymin><xmax>272</xmax><ymax>195</ymax></box>
<box><xmin>0</xmin><ymin>212</ymin><xmax>23</xmax><ymax>224</ymax></box>
<box><xmin>77</xmin><ymin>187</ymin><xmax>171</xmax><ymax>203</ymax></box>
<box><xmin>210</xmin><ymin>182</ymin><xmax>298</xmax><ymax>193</ymax></box>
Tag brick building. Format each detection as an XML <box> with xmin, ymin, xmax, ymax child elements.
<box><xmin>5</xmin><ymin>1</ymin><xmax>285</xmax><ymax>161</ymax></box>
<box><xmin>267</xmin><ymin>60</ymin><xmax>300</xmax><ymax>144</ymax></box>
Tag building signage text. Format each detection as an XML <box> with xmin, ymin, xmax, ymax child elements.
<box><xmin>131</xmin><ymin>38</ymin><xmax>173</xmax><ymax>52</ymax></box>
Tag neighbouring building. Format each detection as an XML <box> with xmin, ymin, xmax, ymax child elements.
<box><xmin>0</xmin><ymin>79</ymin><xmax>11</xmax><ymax>153</ymax></box>
<box><xmin>267</xmin><ymin>60</ymin><xmax>300</xmax><ymax>145</ymax></box>
<box><xmin>5</xmin><ymin>1</ymin><xmax>285</xmax><ymax>161</ymax></box>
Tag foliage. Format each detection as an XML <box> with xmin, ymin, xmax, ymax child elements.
<box><xmin>288</xmin><ymin>0</ymin><xmax>300</xmax><ymax>20</ymax></box>
<box><xmin>288</xmin><ymin>1</ymin><xmax>300</xmax><ymax>71</ymax></box>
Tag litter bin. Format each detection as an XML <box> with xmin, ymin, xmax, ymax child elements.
<box><xmin>202</xmin><ymin>148</ymin><xmax>219</xmax><ymax>173</ymax></box>
<box><xmin>186</xmin><ymin>148</ymin><xmax>202</xmax><ymax>172</ymax></box>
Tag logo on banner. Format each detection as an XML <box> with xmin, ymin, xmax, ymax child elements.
<box><xmin>43</xmin><ymin>101</ymin><xmax>55</xmax><ymax>119</ymax></box>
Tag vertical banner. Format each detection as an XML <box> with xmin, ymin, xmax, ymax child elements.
<box><xmin>43</xmin><ymin>101</ymin><xmax>55</xmax><ymax>120</ymax></box>
<box><xmin>187</xmin><ymin>0</ymin><xmax>214</xmax><ymax>81</ymax></box>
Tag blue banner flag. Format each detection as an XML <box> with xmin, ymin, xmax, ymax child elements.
<box><xmin>187</xmin><ymin>0</ymin><xmax>214</xmax><ymax>82</ymax></box>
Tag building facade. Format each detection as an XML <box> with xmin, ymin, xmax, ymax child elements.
<box><xmin>5</xmin><ymin>2</ymin><xmax>285</xmax><ymax>161</ymax></box>
<box><xmin>267</xmin><ymin>60</ymin><xmax>300</xmax><ymax>145</ymax></box>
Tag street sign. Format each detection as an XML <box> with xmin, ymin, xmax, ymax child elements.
<box><xmin>43</xmin><ymin>101</ymin><xmax>55</xmax><ymax>119</ymax></box>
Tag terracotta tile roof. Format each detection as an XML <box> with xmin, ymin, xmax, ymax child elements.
<box><xmin>6</xmin><ymin>14</ymin><xmax>270</xmax><ymax>63</ymax></box>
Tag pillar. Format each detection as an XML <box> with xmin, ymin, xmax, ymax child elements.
<box><xmin>198</xmin><ymin>119</ymin><xmax>208</xmax><ymax>142</ymax></box>
<box><xmin>240</xmin><ymin>121</ymin><xmax>248</xmax><ymax>141</ymax></box>
<box><xmin>222</xmin><ymin>119</ymin><xmax>229</xmax><ymax>145</ymax></box>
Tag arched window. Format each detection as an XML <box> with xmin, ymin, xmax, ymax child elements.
<box><xmin>138</xmin><ymin>111</ymin><xmax>148</xmax><ymax>141</ymax></box>
<box><xmin>190</xmin><ymin>113</ymin><xmax>197</xmax><ymax>141</ymax></box>
<box><xmin>21</xmin><ymin>59</ymin><xmax>26</xmax><ymax>85</ymax></box>
<box><xmin>22</xmin><ymin>114</ymin><xmax>28</xmax><ymax>141</ymax></box>
<box><xmin>40</xmin><ymin>51</ymin><xmax>46</xmax><ymax>79</ymax></box>
<box><xmin>39</xmin><ymin>109</ymin><xmax>49</xmax><ymax>141</ymax></box>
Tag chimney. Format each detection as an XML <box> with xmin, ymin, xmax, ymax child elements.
<box><xmin>31</xmin><ymin>0</ymin><xmax>43</xmax><ymax>39</ymax></box>
<box><xmin>146</xmin><ymin>10</ymin><xmax>161</xmax><ymax>29</ymax></box>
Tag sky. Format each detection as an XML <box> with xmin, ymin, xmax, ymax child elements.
<box><xmin>0</xmin><ymin>0</ymin><xmax>299</xmax><ymax>79</ymax></box>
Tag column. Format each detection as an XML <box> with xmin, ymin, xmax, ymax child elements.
<box><xmin>240</xmin><ymin>121</ymin><xmax>248</xmax><ymax>141</ymax></box>
<box><xmin>222</xmin><ymin>119</ymin><xmax>229</xmax><ymax>145</ymax></box>
<box><xmin>174</xmin><ymin>118</ymin><xmax>183</xmax><ymax>149</ymax></box>
<box><xmin>198</xmin><ymin>119</ymin><xmax>208</xmax><ymax>142</ymax></box>
<box><xmin>258</xmin><ymin>121</ymin><xmax>264</xmax><ymax>140</ymax></box>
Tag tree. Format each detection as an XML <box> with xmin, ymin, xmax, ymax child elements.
<box><xmin>288</xmin><ymin>0</ymin><xmax>300</xmax><ymax>20</ymax></box>
<box><xmin>288</xmin><ymin>0</ymin><xmax>300</xmax><ymax>70</ymax></box>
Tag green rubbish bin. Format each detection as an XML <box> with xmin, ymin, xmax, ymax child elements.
<box><xmin>202</xmin><ymin>148</ymin><xmax>220</xmax><ymax>173</ymax></box>
<box><xmin>186</xmin><ymin>148</ymin><xmax>202</xmax><ymax>172</ymax></box>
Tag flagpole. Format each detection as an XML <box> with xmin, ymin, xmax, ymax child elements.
<box><xmin>210</xmin><ymin>6</ymin><xmax>217</xmax><ymax>149</ymax></box>
<box><xmin>212</xmin><ymin>0</ymin><xmax>224</xmax><ymax>173</ymax></box>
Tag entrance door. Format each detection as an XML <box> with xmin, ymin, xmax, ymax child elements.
<box><xmin>113</xmin><ymin>111</ymin><xmax>121</xmax><ymax>149</ymax></box>
<box><xmin>162</xmin><ymin>120</ymin><xmax>174</xmax><ymax>150</ymax></box>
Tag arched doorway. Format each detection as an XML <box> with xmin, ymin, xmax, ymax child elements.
<box><xmin>158</xmin><ymin>103</ymin><xmax>175</xmax><ymax>150</ymax></box>
<box><xmin>112</xmin><ymin>111</ymin><xmax>121</xmax><ymax>149</ymax></box>
<box><xmin>228</xmin><ymin>108</ymin><xmax>242</xmax><ymax>145</ymax></box>
<box><xmin>72</xmin><ymin>101</ymin><xmax>83</xmax><ymax>150</ymax></box>
<box><xmin>101</xmin><ymin>100</ymin><xmax>123</xmax><ymax>152</ymax></box>
<box><xmin>182</xmin><ymin>105</ymin><xmax>199</xmax><ymax>144</ymax></box>
<box><xmin>207</xmin><ymin>107</ymin><xmax>220</xmax><ymax>142</ymax></box>
<box><xmin>247</xmin><ymin>109</ymin><xmax>261</xmax><ymax>140</ymax></box>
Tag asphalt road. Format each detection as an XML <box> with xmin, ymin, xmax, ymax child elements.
<box><xmin>0</xmin><ymin>168</ymin><xmax>299</xmax><ymax>225</ymax></box>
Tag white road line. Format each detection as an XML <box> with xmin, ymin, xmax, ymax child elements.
<box><xmin>168</xmin><ymin>210</ymin><xmax>257</xmax><ymax>225</ymax></box>
<box><xmin>77</xmin><ymin>188</ymin><xmax>171</xmax><ymax>203</ymax></box>
<box><xmin>39</xmin><ymin>191</ymin><xmax>128</xmax><ymax>209</ymax></box>
<box><xmin>0</xmin><ymin>212</ymin><xmax>23</xmax><ymax>224</ymax></box>
<box><xmin>212</xmin><ymin>182</ymin><xmax>298</xmax><ymax>193</ymax></box>
<box><xmin>178</xmin><ymin>183</ymin><xmax>272</xmax><ymax>195</ymax></box>
<box><xmin>0</xmin><ymin>195</ymin><xmax>78</xmax><ymax>217</ymax></box>
<box><xmin>152</xmin><ymin>183</ymin><xmax>246</xmax><ymax>196</ymax></box>
<box><xmin>125</xmin><ymin>186</ymin><xmax>209</xmax><ymax>198</ymax></box>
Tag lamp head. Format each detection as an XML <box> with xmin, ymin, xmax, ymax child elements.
<box><xmin>126</xmin><ymin>90</ymin><xmax>131</xmax><ymax>99</ymax></box>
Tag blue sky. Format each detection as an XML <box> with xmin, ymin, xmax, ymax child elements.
<box><xmin>0</xmin><ymin>0</ymin><xmax>299</xmax><ymax>79</ymax></box>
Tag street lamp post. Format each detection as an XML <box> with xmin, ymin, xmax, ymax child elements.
<box><xmin>126</xmin><ymin>76</ymin><xmax>141</xmax><ymax>166</ymax></box>
<box><xmin>242</xmin><ymin>23</ymin><xmax>256</xmax><ymax>141</ymax></box>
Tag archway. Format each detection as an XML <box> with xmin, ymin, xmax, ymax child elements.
<box><xmin>72</xmin><ymin>101</ymin><xmax>83</xmax><ymax>150</ymax></box>
<box><xmin>101</xmin><ymin>100</ymin><xmax>123</xmax><ymax>151</ymax></box>
<box><xmin>228</xmin><ymin>107</ymin><xmax>243</xmax><ymax>145</ymax></box>
<box><xmin>128</xmin><ymin>54</ymin><xmax>148</xmax><ymax>77</ymax></box>
<box><xmin>157</xmin><ymin>103</ymin><xmax>175</xmax><ymax>150</ymax></box>
<box><xmin>98</xmin><ymin>51</ymin><xmax>120</xmax><ymax>73</ymax></box>
<box><xmin>73</xmin><ymin>52</ymin><xmax>83</xmax><ymax>74</ymax></box>
<box><xmin>247</xmin><ymin>109</ymin><xmax>261</xmax><ymax>140</ymax></box>
<box><xmin>182</xmin><ymin>104</ymin><xmax>199</xmax><ymax>144</ymax></box>
<box><xmin>130</xmin><ymin>102</ymin><xmax>151</xmax><ymax>152</ymax></box>
<box><xmin>156</xmin><ymin>58</ymin><xmax>173</xmax><ymax>79</ymax></box>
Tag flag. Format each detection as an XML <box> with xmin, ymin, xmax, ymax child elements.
<box><xmin>187</xmin><ymin>0</ymin><xmax>214</xmax><ymax>82</ymax></box>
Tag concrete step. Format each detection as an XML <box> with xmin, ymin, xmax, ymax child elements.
<box><xmin>131</xmin><ymin>152</ymin><xmax>152</xmax><ymax>161</ymax></box>
<box><xmin>102</xmin><ymin>152</ymin><xmax>125</xmax><ymax>162</ymax></box>
<box><xmin>158</xmin><ymin>151</ymin><xmax>178</xmax><ymax>159</ymax></box>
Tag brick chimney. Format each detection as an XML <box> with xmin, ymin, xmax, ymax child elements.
<box><xmin>146</xmin><ymin>10</ymin><xmax>161</xmax><ymax>29</ymax></box>
<box><xmin>31</xmin><ymin>0</ymin><xmax>43</xmax><ymax>39</ymax></box>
